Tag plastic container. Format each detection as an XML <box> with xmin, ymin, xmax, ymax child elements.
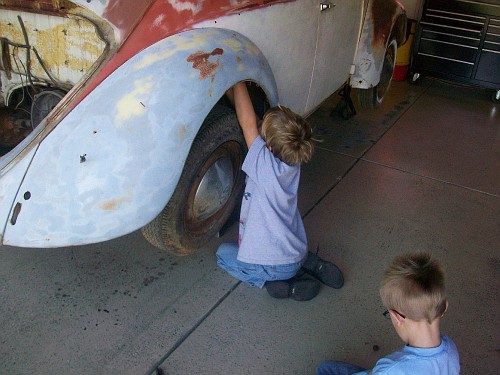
<box><xmin>393</xmin><ymin>19</ymin><xmax>417</xmax><ymax>81</ymax></box>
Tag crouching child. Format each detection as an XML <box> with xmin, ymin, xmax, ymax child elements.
<box><xmin>216</xmin><ymin>81</ymin><xmax>344</xmax><ymax>301</ymax></box>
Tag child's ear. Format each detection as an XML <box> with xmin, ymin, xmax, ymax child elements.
<box><xmin>442</xmin><ymin>300</ymin><xmax>449</xmax><ymax>317</ymax></box>
<box><xmin>389</xmin><ymin>309</ymin><xmax>405</xmax><ymax>325</ymax></box>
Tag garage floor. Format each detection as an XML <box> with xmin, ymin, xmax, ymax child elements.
<box><xmin>0</xmin><ymin>78</ymin><xmax>498</xmax><ymax>375</ymax></box>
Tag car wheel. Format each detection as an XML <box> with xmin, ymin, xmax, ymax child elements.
<box><xmin>359</xmin><ymin>38</ymin><xmax>398</xmax><ymax>109</ymax></box>
<box><xmin>142</xmin><ymin>105</ymin><xmax>246</xmax><ymax>255</ymax></box>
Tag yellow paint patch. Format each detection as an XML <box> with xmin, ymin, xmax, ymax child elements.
<box><xmin>242</xmin><ymin>39</ymin><xmax>260</xmax><ymax>56</ymax></box>
<box><xmin>0</xmin><ymin>10</ymin><xmax>106</xmax><ymax>85</ymax></box>
<box><xmin>133</xmin><ymin>48</ymin><xmax>178</xmax><ymax>70</ymax></box>
<box><xmin>115</xmin><ymin>76</ymin><xmax>154</xmax><ymax>123</ymax></box>
<box><xmin>133</xmin><ymin>32</ymin><xmax>211</xmax><ymax>70</ymax></box>
<box><xmin>221</xmin><ymin>38</ymin><xmax>243</xmax><ymax>52</ymax></box>
<box><xmin>132</xmin><ymin>30</ymin><xmax>225</xmax><ymax>70</ymax></box>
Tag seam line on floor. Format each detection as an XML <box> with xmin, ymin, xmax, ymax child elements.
<box><xmin>304</xmin><ymin>82</ymin><xmax>435</xmax><ymax>219</ymax></box>
<box><xmin>148</xmin><ymin>81</ymin><xmax>437</xmax><ymax>372</ymax></box>
<box><xmin>144</xmin><ymin>281</ymin><xmax>241</xmax><ymax>375</ymax></box>
<box><xmin>359</xmin><ymin>158</ymin><xmax>499</xmax><ymax>198</ymax></box>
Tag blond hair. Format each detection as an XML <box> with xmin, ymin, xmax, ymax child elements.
<box><xmin>380</xmin><ymin>252</ymin><xmax>447</xmax><ymax>323</ymax></box>
<box><xmin>260</xmin><ymin>105</ymin><xmax>314</xmax><ymax>165</ymax></box>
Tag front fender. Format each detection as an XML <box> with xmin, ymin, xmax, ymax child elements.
<box><xmin>351</xmin><ymin>0</ymin><xmax>406</xmax><ymax>89</ymax></box>
<box><xmin>3</xmin><ymin>28</ymin><xmax>278</xmax><ymax>248</ymax></box>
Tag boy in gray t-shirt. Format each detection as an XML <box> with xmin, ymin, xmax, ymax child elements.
<box><xmin>216</xmin><ymin>81</ymin><xmax>344</xmax><ymax>301</ymax></box>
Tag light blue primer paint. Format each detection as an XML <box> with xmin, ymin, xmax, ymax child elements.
<box><xmin>0</xmin><ymin>147</ymin><xmax>37</xmax><ymax>244</ymax></box>
<box><xmin>2</xmin><ymin>28</ymin><xmax>278</xmax><ymax>247</ymax></box>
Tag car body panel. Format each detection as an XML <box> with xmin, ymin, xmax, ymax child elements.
<box><xmin>0</xmin><ymin>146</ymin><xmax>37</xmax><ymax>243</ymax></box>
<box><xmin>306</xmin><ymin>0</ymin><xmax>364</xmax><ymax>113</ymax></box>
<box><xmin>2</xmin><ymin>28</ymin><xmax>278</xmax><ymax>247</ymax></box>
<box><xmin>194</xmin><ymin>0</ymin><xmax>320</xmax><ymax>114</ymax></box>
<box><xmin>77</xmin><ymin>0</ymin><xmax>297</xmax><ymax>104</ymax></box>
<box><xmin>0</xmin><ymin>0</ymin><xmax>405</xmax><ymax>248</ymax></box>
<box><xmin>351</xmin><ymin>0</ymin><xmax>407</xmax><ymax>89</ymax></box>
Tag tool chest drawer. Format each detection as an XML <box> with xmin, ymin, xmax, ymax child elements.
<box><xmin>476</xmin><ymin>17</ymin><xmax>500</xmax><ymax>83</ymax></box>
<box><xmin>411</xmin><ymin>0</ymin><xmax>500</xmax><ymax>95</ymax></box>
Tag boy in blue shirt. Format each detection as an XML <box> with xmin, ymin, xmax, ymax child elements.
<box><xmin>216</xmin><ymin>81</ymin><xmax>344</xmax><ymax>301</ymax></box>
<box><xmin>316</xmin><ymin>252</ymin><xmax>460</xmax><ymax>374</ymax></box>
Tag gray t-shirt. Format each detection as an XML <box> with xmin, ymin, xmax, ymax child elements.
<box><xmin>237</xmin><ymin>136</ymin><xmax>307</xmax><ymax>265</ymax></box>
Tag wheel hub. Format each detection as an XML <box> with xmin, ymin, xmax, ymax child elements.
<box><xmin>192</xmin><ymin>156</ymin><xmax>234</xmax><ymax>221</ymax></box>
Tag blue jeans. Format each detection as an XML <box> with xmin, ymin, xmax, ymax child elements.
<box><xmin>316</xmin><ymin>361</ymin><xmax>366</xmax><ymax>375</ymax></box>
<box><xmin>216</xmin><ymin>242</ymin><xmax>302</xmax><ymax>288</ymax></box>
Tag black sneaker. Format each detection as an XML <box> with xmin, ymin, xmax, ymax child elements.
<box><xmin>302</xmin><ymin>251</ymin><xmax>344</xmax><ymax>289</ymax></box>
<box><xmin>265</xmin><ymin>276</ymin><xmax>320</xmax><ymax>301</ymax></box>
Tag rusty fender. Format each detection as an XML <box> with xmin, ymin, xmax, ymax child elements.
<box><xmin>351</xmin><ymin>0</ymin><xmax>407</xmax><ymax>89</ymax></box>
<box><xmin>2</xmin><ymin>28</ymin><xmax>278</xmax><ymax>248</ymax></box>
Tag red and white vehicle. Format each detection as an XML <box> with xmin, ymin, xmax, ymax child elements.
<box><xmin>0</xmin><ymin>0</ymin><xmax>406</xmax><ymax>254</ymax></box>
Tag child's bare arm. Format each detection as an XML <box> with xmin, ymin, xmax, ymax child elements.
<box><xmin>232</xmin><ymin>82</ymin><xmax>259</xmax><ymax>148</ymax></box>
<box><xmin>225</xmin><ymin>86</ymin><xmax>234</xmax><ymax>106</ymax></box>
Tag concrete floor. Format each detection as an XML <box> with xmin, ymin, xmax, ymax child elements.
<box><xmin>0</xmin><ymin>78</ymin><xmax>498</xmax><ymax>375</ymax></box>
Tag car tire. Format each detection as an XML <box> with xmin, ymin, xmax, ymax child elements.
<box><xmin>358</xmin><ymin>38</ymin><xmax>398</xmax><ymax>109</ymax></box>
<box><xmin>141</xmin><ymin>105</ymin><xmax>246</xmax><ymax>255</ymax></box>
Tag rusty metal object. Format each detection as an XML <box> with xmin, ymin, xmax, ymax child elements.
<box><xmin>371</xmin><ymin>0</ymin><xmax>399</xmax><ymax>44</ymax></box>
<box><xmin>187</xmin><ymin>48</ymin><xmax>224</xmax><ymax>81</ymax></box>
<box><xmin>0</xmin><ymin>107</ymin><xmax>32</xmax><ymax>150</ymax></box>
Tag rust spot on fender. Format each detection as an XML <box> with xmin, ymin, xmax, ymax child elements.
<box><xmin>371</xmin><ymin>0</ymin><xmax>397</xmax><ymax>46</ymax></box>
<box><xmin>187</xmin><ymin>48</ymin><xmax>224</xmax><ymax>81</ymax></box>
<box><xmin>100</xmin><ymin>196</ymin><xmax>128</xmax><ymax>211</ymax></box>
<box><xmin>82</xmin><ymin>1</ymin><xmax>297</xmax><ymax>102</ymax></box>
<box><xmin>177</xmin><ymin>124</ymin><xmax>188</xmax><ymax>142</ymax></box>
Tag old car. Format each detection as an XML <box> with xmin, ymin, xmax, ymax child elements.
<box><xmin>0</xmin><ymin>0</ymin><xmax>406</xmax><ymax>254</ymax></box>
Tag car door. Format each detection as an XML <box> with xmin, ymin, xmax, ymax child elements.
<box><xmin>305</xmin><ymin>0</ymin><xmax>364</xmax><ymax>114</ymax></box>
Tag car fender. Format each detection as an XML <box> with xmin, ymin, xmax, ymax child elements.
<box><xmin>0</xmin><ymin>147</ymin><xmax>38</xmax><ymax>244</ymax></box>
<box><xmin>2</xmin><ymin>27</ymin><xmax>278</xmax><ymax>248</ymax></box>
<box><xmin>351</xmin><ymin>0</ymin><xmax>407</xmax><ymax>89</ymax></box>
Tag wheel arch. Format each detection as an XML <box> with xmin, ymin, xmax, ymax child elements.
<box><xmin>3</xmin><ymin>27</ymin><xmax>278</xmax><ymax>248</ymax></box>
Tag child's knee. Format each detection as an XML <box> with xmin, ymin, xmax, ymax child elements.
<box><xmin>216</xmin><ymin>242</ymin><xmax>238</xmax><ymax>261</ymax></box>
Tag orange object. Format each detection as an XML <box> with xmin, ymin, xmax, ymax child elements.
<box><xmin>393</xmin><ymin>19</ymin><xmax>417</xmax><ymax>81</ymax></box>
